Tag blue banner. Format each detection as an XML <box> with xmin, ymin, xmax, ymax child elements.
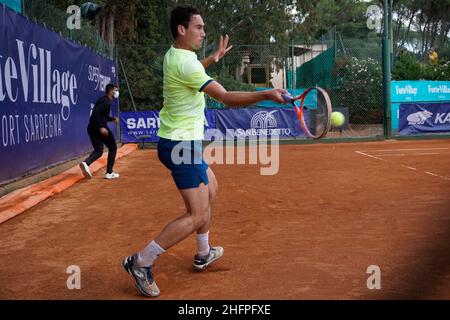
<box><xmin>0</xmin><ymin>6</ymin><xmax>118</xmax><ymax>183</ymax></box>
<box><xmin>399</xmin><ymin>103</ymin><xmax>450</xmax><ymax>135</ymax></box>
<box><xmin>120</xmin><ymin>109</ymin><xmax>216</xmax><ymax>143</ymax></box>
<box><xmin>215</xmin><ymin>108</ymin><xmax>303</xmax><ymax>139</ymax></box>
<box><xmin>391</xmin><ymin>81</ymin><xmax>450</xmax><ymax>130</ymax></box>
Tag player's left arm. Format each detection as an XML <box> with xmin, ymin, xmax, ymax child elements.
<box><xmin>201</xmin><ymin>35</ymin><xmax>233</xmax><ymax>69</ymax></box>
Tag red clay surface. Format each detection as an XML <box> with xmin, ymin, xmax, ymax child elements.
<box><xmin>0</xmin><ymin>139</ymin><xmax>449</xmax><ymax>299</ymax></box>
<box><xmin>0</xmin><ymin>144</ymin><xmax>137</xmax><ymax>224</ymax></box>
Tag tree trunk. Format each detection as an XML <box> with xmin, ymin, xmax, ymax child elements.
<box><xmin>393</xmin><ymin>8</ymin><xmax>404</xmax><ymax>48</ymax></box>
<box><xmin>438</xmin><ymin>22</ymin><xmax>450</xmax><ymax>48</ymax></box>
<box><xmin>400</xmin><ymin>11</ymin><xmax>415</xmax><ymax>50</ymax></box>
<box><xmin>421</xmin><ymin>17</ymin><xmax>431</xmax><ymax>61</ymax></box>
<box><xmin>107</xmin><ymin>9</ymin><xmax>115</xmax><ymax>58</ymax></box>
<box><xmin>429</xmin><ymin>21</ymin><xmax>438</xmax><ymax>50</ymax></box>
<box><xmin>101</xmin><ymin>15</ymin><xmax>106</xmax><ymax>41</ymax></box>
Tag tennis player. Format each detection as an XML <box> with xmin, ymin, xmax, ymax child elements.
<box><xmin>123</xmin><ymin>5</ymin><xmax>287</xmax><ymax>297</ymax></box>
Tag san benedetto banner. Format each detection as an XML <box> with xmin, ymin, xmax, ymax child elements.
<box><xmin>0</xmin><ymin>5</ymin><xmax>118</xmax><ymax>183</ymax></box>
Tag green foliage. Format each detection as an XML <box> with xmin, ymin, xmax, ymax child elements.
<box><xmin>116</xmin><ymin>0</ymin><xmax>173</xmax><ymax>111</ymax></box>
<box><xmin>422</xmin><ymin>59</ymin><xmax>450</xmax><ymax>81</ymax></box>
<box><xmin>392</xmin><ymin>53</ymin><xmax>422</xmax><ymax>80</ymax></box>
<box><xmin>294</xmin><ymin>0</ymin><xmax>372</xmax><ymax>42</ymax></box>
<box><xmin>189</xmin><ymin>0</ymin><xmax>294</xmax><ymax>46</ymax></box>
<box><xmin>24</xmin><ymin>0</ymin><xmax>110</xmax><ymax>55</ymax></box>
<box><xmin>118</xmin><ymin>45</ymin><xmax>168</xmax><ymax>111</ymax></box>
<box><xmin>392</xmin><ymin>53</ymin><xmax>450</xmax><ymax>81</ymax></box>
<box><xmin>213</xmin><ymin>68</ymin><xmax>256</xmax><ymax>92</ymax></box>
<box><xmin>32</xmin><ymin>0</ymin><xmax>450</xmax><ymax>118</ymax></box>
<box><xmin>117</xmin><ymin>0</ymin><xmax>294</xmax><ymax>110</ymax></box>
<box><xmin>392</xmin><ymin>0</ymin><xmax>450</xmax><ymax>60</ymax></box>
<box><xmin>333</xmin><ymin>57</ymin><xmax>383</xmax><ymax>124</ymax></box>
<box><xmin>206</xmin><ymin>67</ymin><xmax>256</xmax><ymax>109</ymax></box>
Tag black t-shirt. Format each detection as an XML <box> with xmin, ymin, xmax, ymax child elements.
<box><xmin>88</xmin><ymin>95</ymin><xmax>115</xmax><ymax>131</ymax></box>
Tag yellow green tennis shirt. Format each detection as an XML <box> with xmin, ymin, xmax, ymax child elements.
<box><xmin>158</xmin><ymin>46</ymin><xmax>213</xmax><ymax>141</ymax></box>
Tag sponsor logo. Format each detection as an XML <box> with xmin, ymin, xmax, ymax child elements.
<box><xmin>395</xmin><ymin>85</ymin><xmax>418</xmax><ymax>96</ymax></box>
<box><xmin>428</xmin><ymin>85</ymin><xmax>450</xmax><ymax>94</ymax></box>
<box><xmin>251</xmin><ymin>110</ymin><xmax>278</xmax><ymax>129</ymax></box>
<box><xmin>232</xmin><ymin>110</ymin><xmax>291</xmax><ymax>137</ymax></box>
<box><xmin>407</xmin><ymin>110</ymin><xmax>433</xmax><ymax>125</ymax></box>
<box><xmin>435</xmin><ymin>113</ymin><xmax>450</xmax><ymax>124</ymax></box>
<box><xmin>126</xmin><ymin>117</ymin><xmax>160</xmax><ymax>129</ymax></box>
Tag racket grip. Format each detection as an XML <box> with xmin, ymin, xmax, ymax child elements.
<box><xmin>282</xmin><ymin>93</ymin><xmax>293</xmax><ymax>104</ymax></box>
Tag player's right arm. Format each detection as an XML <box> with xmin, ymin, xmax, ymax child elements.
<box><xmin>202</xmin><ymin>81</ymin><xmax>287</xmax><ymax>107</ymax></box>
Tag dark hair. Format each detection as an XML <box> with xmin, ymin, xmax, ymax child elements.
<box><xmin>170</xmin><ymin>5</ymin><xmax>200</xmax><ymax>39</ymax></box>
<box><xmin>105</xmin><ymin>83</ymin><xmax>118</xmax><ymax>94</ymax></box>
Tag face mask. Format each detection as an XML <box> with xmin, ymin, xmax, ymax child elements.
<box><xmin>113</xmin><ymin>90</ymin><xmax>120</xmax><ymax>99</ymax></box>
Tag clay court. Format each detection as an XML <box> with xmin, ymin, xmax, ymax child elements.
<box><xmin>1</xmin><ymin>139</ymin><xmax>449</xmax><ymax>299</ymax></box>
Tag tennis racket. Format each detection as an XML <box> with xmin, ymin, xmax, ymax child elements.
<box><xmin>282</xmin><ymin>87</ymin><xmax>332</xmax><ymax>139</ymax></box>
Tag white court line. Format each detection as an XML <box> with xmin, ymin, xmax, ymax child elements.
<box><xmin>354</xmin><ymin>151</ymin><xmax>384</xmax><ymax>160</ymax></box>
<box><xmin>355</xmin><ymin>150</ymin><xmax>450</xmax><ymax>181</ymax></box>
<box><xmin>371</xmin><ymin>152</ymin><xmax>442</xmax><ymax>157</ymax></box>
<box><xmin>360</xmin><ymin>147</ymin><xmax>448</xmax><ymax>152</ymax></box>
<box><xmin>425</xmin><ymin>172</ymin><xmax>450</xmax><ymax>180</ymax></box>
<box><xmin>401</xmin><ymin>165</ymin><xmax>417</xmax><ymax>170</ymax></box>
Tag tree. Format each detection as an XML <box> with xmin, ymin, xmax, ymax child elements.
<box><xmin>392</xmin><ymin>0</ymin><xmax>450</xmax><ymax>60</ymax></box>
<box><xmin>392</xmin><ymin>52</ymin><xmax>422</xmax><ymax>80</ymax></box>
<box><xmin>189</xmin><ymin>0</ymin><xmax>294</xmax><ymax>46</ymax></box>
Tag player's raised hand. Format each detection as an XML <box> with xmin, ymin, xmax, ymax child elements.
<box><xmin>211</xmin><ymin>35</ymin><xmax>233</xmax><ymax>63</ymax></box>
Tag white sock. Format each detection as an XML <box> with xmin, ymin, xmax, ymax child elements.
<box><xmin>136</xmin><ymin>240</ymin><xmax>165</xmax><ymax>267</ymax></box>
<box><xmin>196</xmin><ymin>231</ymin><xmax>210</xmax><ymax>256</ymax></box>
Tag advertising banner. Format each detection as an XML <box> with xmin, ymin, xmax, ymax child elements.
<box><xmin>120</xmin><ymin>109</ymin><xmax>216</xmax><ymax>143</ymax></box>
<box><xmin>0</xmin><ymin>6</ymin><xmax>118</xmax><ymax>183</ymax></box>
<box><xmin>399</xmin><ymin>103</ymin><xmax>450</xmax><ymax>135</ymax></box>
<box><xmin>215</xmin><ymin>108</ymin><xmax>303</xmax><ymax>139</ymax></box>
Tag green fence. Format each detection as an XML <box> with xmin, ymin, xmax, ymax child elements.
<box><xmin>291</xmin><ymin>27</ymin><xmax>384</xmax><ymax>138</ymax></box>
<box><xmin>296</xmin><ymin>47</ymin><xmax>335</xmax><ymax>89</ymax></box>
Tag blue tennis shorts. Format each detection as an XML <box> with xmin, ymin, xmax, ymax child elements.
<box><xmin>157</xmin><ymin>137</ymin><xmax>209</xmax><ymax>189</ymax></box>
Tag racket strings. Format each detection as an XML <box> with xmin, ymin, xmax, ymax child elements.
<box><xmin>301</xmin><ymin>88</ymin><xmax>332</xmax><ymax>139</ymax></box>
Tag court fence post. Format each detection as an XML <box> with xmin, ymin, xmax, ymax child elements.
<box><xmin>382</xmin><ymin>0</ymin><xmax>392</xmax><ymax>139</ymax></box>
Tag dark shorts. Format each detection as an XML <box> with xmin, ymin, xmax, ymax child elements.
<box><xmin>157</xmin><ymin>137</ymin><xmax>209</xmax><ymax>190</ymax></box>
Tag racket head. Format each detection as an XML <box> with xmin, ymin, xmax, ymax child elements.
<box><xmin>293</xmin><ymin>87</ymin><xmax>332</xmax><ymax>139</ymax></box>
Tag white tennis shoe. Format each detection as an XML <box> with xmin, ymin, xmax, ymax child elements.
<box><xmin>79</xmin><ymin>162</ymin><xmax>92</xmax><ymax>179</ymax></box>
<box><xmin>193</xmin><ymin>246</ymin><xmax>224</xmax><ymax>271</ymax></box>
<box><xmin>105</xmin><ymin>172</ymin><xmax>120</xmax><ymax>179</ymax></box>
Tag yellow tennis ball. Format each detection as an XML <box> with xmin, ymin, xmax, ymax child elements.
<box><xmin>331</xmin><ymin>111</ymin><xmax>345</xmax><ymax>127</ymax></box>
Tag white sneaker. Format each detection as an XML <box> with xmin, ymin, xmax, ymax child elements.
<box><xmin>193</xmin><ymin>246</ymin><xmax>224</xmax><ymax>271</ymax></box>
<box><xmin>79</xmin><ymin>162</ymin><xmax>92</xmax><ymax>179</ymax></box>
<box><xmin>105</xmin><ymin>172</ymin><xmax>120</xmax><ymax>179</ymax></box>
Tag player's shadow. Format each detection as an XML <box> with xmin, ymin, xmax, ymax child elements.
<box><xmin>364</xmin><ymin>199</ymin><xmax>450</xmax><ymax>299</ymax></box>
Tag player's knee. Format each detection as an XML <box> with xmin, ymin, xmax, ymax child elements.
<box><xmin>198</xmin><ymin>211</ymin><xmax>209</xmax><ymax>227</ymax></box>
<box><xmin>192</xmin><ymin>208</ymin><xmax>209</xmax><ymax>228</ymax></box>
